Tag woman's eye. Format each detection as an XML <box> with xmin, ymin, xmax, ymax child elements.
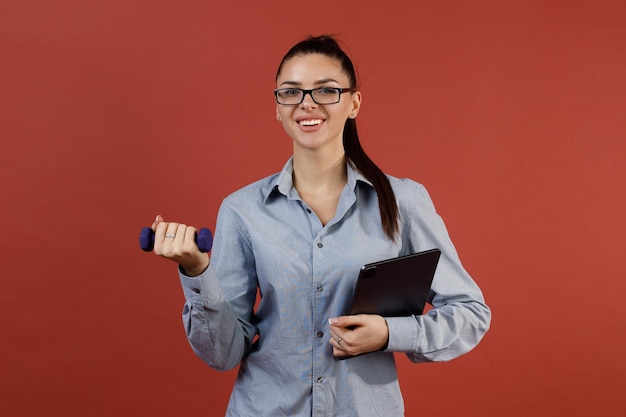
<box><xmin>317</xmin><ymin>88</ymin><xmax>337</xmax><ymax>95</ymax></box>
<box><xmin>282</xmin><ymin>89</ymin><xmax>300</xmax><ymax>96</ymax></box>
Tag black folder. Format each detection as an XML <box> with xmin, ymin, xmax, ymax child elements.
<box><xmin>348</xmin><ymin>248</ymin><xmax>441</xmax><ymax>317</ymax></box>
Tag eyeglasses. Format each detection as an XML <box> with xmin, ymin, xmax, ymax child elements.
<box><xmin>274</xmin><ymin>87</ymin><xmax>354</xmax><ymax>105</ymax></box>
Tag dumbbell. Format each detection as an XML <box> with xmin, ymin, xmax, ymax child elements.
<box><xmin>139</xmin><ymin>227</ymin><xmax>213</xmax><ymax>252</ymax></box>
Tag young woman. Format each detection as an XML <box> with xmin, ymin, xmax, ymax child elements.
<box><xmin>150</xmin><ymin>35</ymin><xmax>491</xmax><ymax>417</ymax></box>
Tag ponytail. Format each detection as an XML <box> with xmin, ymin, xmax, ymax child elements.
<box><xmin>344</xmin><ymin>118</ymin><xmax>399</xmax><ymax>240</ymax></box>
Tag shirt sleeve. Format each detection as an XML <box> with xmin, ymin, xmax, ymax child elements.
<box><xmin>178</xmin><ymin>199</ymin><xmax>258</xmax><ymax>371</ymax></box>
<box><xmin>384</xmin><ymin>181</ymin><xmax>491</xmax><ymax>362</ymax></box>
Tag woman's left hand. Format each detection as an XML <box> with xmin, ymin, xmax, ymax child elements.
<box><xmin>328</xmin><ymin>315</ymin><xmax>389</xmax><ymax>358</ymax></box>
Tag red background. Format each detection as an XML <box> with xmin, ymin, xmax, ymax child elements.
<box><xmin>2</xmin><ymin>0</ymin><xmax>625</xmax><ymax>415</ymax></box>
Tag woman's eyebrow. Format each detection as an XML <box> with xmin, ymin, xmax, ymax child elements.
<box><xmin>314</xmin><ymin>78</ymin><xmax>340</xmax><ymax>85</ymax></box>
<box><xmin>279</xmin><ymin>78</ymin><xmax>341</xmax><ymax>87</ymax></box>
<box><xmin>279</xmin><ymin>80</ymin><xmax>300</xmax><ymax>87</ymax></box>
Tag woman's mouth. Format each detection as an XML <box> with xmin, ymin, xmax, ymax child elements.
<box><xmin>298</xmin><ymin>119</ymin><xmax>323</xmax><ymax>126</ymax></box>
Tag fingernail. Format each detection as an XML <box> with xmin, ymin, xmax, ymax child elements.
<box><xmin>328</xmin><ymin>318</ymin><xmax>338</xmax><ymax>325</ymax></box>
<box><xmin>155</xmin><ymin>214</ymin><xmax>160</xmax><ymax>221</ymax></box>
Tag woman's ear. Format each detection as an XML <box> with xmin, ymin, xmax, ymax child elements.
<box><xmin>350</xmin><ymin>91</ymin><xmax>362</xmax><ymax>118</ymax></box>
<box><xmin>276</xmin><ymin>104</ymin><xmax>282</xmax><ymax>121</ymax></box>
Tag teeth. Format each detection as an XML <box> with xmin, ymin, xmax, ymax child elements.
<box><xmin>299</xmin><ymin>119</ymin><xmax>322</xmax><ymax>126</ymax></box>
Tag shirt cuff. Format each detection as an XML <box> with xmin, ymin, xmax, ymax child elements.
<box><xmin>384</xmin><ymin>316</ymin><xmax>418</xmax><ymax>352</ymax></box>
<box><xmin>179</xmin><ymin>265</ymin><xmax>224</xmax><ymax>305</ymax></box>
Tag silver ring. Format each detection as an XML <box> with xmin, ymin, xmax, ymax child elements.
<box><xmin>336</xmin><ymin>337</ymin><xmax>342</xmax><ymax>345</ymax></box>
<box><xmin>165</xmin><ymin>233</ymin><xmax>176</xmax><ymax>238</ymax></box>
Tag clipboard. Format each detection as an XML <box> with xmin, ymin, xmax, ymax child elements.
<box><xmin>348</xmin><ymin>248</ymin><xmax>441</xmax><ymax>317</ymax></box>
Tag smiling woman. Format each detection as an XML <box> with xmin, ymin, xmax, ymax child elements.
<box><xmin>274</xmin><ymin>38</ymin><xmax>403</xmax><ymax>239</ymax></box>
<box><xmin>275</xmin><ymin>53</ymin><xmax>360</xmax><ymax>157</ymax></box>
<box><xmin>147</xmin><ymin>35</ymin><xmax>490</xmax><ymax>416</ymax></box>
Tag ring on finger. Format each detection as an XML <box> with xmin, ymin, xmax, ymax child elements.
<box><xmin>336</xmin><ymin>337</ymin><xmax>342</xmax><ymax>345</ymax></box>
<box><xmin>165</xmin><ymin>233</ymin><xmax>176</xmax><ymax>238</ymax></box>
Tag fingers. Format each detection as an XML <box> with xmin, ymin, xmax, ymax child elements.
<box><xmin>328</xmin><ymin>315</ymin><xmax>389</xmax><ymax>357</ymax></box>
<box><xmin>183</xmin><ymin>224</ymin><xmax>199</xmax><ymax>249</ymax></box>
<box><xmin>330</xmin><ymin>336</ymin><xmax>350</xmax><ymax>358</ymax></box>
<box><xmin>151</xmin><ymin>214</ymin><xmax>164</xmax><ymax>231</ymax></box>
<box><xmin>328</xmin><ymin>321</ymin><xmax>352</xmax><ymax>357</ymax></box>
<box><xmin>329</xmin><ymin>315</ymin><xmax>362</xmax><ymax>329</ymax></box>
<box><xmin>149</xmin><ymin>216</ymin><xmax>208</xmax><ymax>275</ymax></box>
<box><xmin>154</xmin><ymin>221</ymin><xmax>198</xmax><ymax>257</ymax></box>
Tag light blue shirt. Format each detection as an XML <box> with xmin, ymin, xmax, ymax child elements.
<box><xmin>179</xmin><ymin>158</ymin><xmax>490</xmax><ymax>416</ymax></box>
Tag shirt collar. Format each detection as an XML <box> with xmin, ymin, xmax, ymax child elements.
<box><xmin>262</xmin><ymin>157</ymin><xmax>373</xmax><ymax>204</ymax></box>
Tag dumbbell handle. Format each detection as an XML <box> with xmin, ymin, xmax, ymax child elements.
<box><xmin>139</xmin><ymin>227</ymin><xmax>213</xmax><ymax>252</ymax></box>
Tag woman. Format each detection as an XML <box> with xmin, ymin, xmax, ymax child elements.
<box><xmin>151</xmin><ymin>35</ymin><xmax>491</xmax><ymax>416</ymax></box>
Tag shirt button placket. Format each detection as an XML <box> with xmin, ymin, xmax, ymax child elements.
<box><xmin>316</xmin><ymin>283</ymin><xmax>325</xmax><ymax>339</ymax></box>
<box><xmin>312</xmin><ymin>234</ymin><xmax>327</xmax><ymax>416</ymax></box>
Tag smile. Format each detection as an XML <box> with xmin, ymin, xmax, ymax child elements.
<box><xmin>298</xmin><ymin>119</ymin><xmax>323</xmax><ymax>126</ymax></box>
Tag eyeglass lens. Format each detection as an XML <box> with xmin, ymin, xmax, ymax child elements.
<box><xmin>276</xmin><ymin>88</ymin><xmax>341</xmax><ymax>104</ymax></box>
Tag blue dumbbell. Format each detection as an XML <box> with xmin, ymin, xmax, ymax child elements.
<box><xmin>139</xmin><ymin>227</ymin><xmax>213</xmax><ymax>252</ymax></box>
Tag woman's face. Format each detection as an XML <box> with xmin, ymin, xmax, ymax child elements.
<box><xmin>276</xmin><ymin>53</ymin><xmax>361</xmax><ymax>155</ymax></box>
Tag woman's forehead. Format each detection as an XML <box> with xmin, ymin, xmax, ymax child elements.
<box><xmin>277</xmin><ymin>54</ymin><xmax>347</xmax><ymax>84</ymax></box>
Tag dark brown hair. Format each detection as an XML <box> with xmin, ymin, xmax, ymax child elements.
<box><xmin>276</xmin><ymin>35</ymin><xmax>399</xmax><ymax>240</ymax></box>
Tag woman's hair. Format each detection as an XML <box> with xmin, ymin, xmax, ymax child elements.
<box><xmin>276</xmin><ymin>35</ymin><xmax>399</xmax><ymax>240</ymax></box>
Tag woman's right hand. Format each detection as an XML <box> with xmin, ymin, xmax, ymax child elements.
<box><xmin>151</xmin><ymin>215</ymin><xmax>210</xmax><ymax>277</ymax></box>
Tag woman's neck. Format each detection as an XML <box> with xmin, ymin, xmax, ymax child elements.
<box><xmin>292</xmin><ymin>149</ymin><xmax>347</xmax><ymax>196</ymax></box>
<box><xmin>291</xmin><ymin>148</ymin><xmax>347</xmax><ymax>226</ymax></box>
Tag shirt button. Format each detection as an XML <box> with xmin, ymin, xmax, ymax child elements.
<box><xmin>306</xmin><ymin>208</ymin><xmax>312</xmax><ymax>214</ymax></box>
<box><xmin>316</xmin><ymin>331</ymin><xmax>324</xmax><ymax>338</ymax></box>
<box><xmin>317</xmin><ymin>242</ymin><xmax>323</xmax><ymax>248</ymax></box>
<box><xmin>193</xmin><ymin>288</ymin><xmax>201</xmax><ymax>294</ymax></box>
<box><xmin>316</xmin><ymin>284</ymin><xmax>324</xmax><ymax>292</ymax></box>
<box><xmin>316</xmin><ymin>377</ymin><xmax>324</xmax><ymax>383</ymax></box>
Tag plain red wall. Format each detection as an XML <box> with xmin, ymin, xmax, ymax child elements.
<box><xmin>2</xmin><ymin>0</ymin><xmax>625</xmax><ymax>416</ymax></box>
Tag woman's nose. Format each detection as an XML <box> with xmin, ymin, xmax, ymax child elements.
<box><xmin>300</xmin><ymin>91</ymin><xmax>318</xmax><ymax>109</ymax></box>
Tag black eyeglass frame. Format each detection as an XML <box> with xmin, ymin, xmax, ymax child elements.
<box><xmin>274</xmin><ymin>87</ymin><xmax>354</xmax><ymax>105</ymax></box>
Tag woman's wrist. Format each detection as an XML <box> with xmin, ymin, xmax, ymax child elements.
<box><xmin>181</xmin><ymin>258</ymin><xmax>210</xmax><ymax>277</ymax></box>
